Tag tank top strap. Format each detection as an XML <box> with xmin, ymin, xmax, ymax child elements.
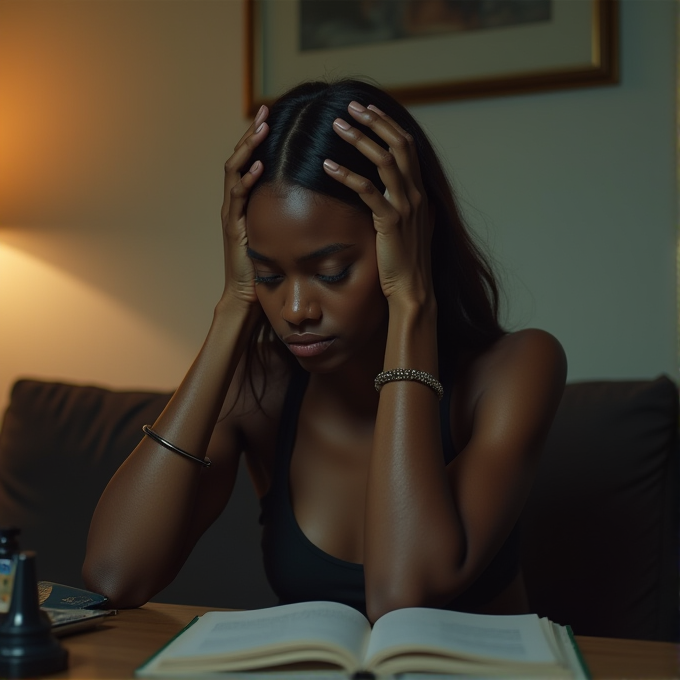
<box><xmin>271</xmin><ymin>365</ymin><xmax>310</xmax><ymax>485</ymax></box>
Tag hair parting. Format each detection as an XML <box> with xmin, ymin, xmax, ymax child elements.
<box><xmin>235</xmin><ymin>78</ymin><xmax>504</xmax><ymax>411</ymax></box>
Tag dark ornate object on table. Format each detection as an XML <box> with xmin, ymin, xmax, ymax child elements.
<box><xmin>0</xmin><ymin>551</ymin><xmax>68</xmax><ymax>678</ymax></box>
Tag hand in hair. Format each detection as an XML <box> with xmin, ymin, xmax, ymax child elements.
<box><xmin>323</xmin><ymin>100</ymin><xmax>434</xmax><ymax>310</ymax></box>
<box><xmin>220</xmin><ymin>104</ymin><xmax>269</xmax><ymax>307</ymax></box>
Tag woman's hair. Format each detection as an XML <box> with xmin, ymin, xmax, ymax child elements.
<box><xmin>240</xmin><ymin>78</ymin><xmax>504</xmax><ymax>402</ymax></box>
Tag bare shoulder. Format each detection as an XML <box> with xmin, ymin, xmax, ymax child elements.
<box><xmin>458</xmin><ymin>329</ymin><xmax>563</xmax><ymax>390</ymax></box>
<box><xmin>451</xmin><ymin>330</ymin><xmax>567</xmax><ymax>455</ymax></box>
<box><xmin>478</xmin><ymin>328</ymin><xmax>567</xmax><ymax>383</ymax></box>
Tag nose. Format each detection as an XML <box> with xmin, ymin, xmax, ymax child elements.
<box><xmin>281</xmin><ymin>278</ymin><xmax>321</xmax><ymax>326</ymax></box>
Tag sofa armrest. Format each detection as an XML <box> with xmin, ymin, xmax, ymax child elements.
<box><xmin>0</xmin><ymin>379</ymin><xmax>172</xmax><ymax>587</ymax></box>
<box><xmin>520</xmin><ymin>376</ymin><xmax>679</xmax><ymax>641</ymax></box>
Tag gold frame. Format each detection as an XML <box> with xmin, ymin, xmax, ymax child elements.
<box><xmin>244</xmin><ymin>0</ymin><xmax>618</xmax><ymax>116</ymax></box>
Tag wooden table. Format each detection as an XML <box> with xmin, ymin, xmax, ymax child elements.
<box><xmin>44</xmin><ymin>602</ymin><xmax>679</xmax><ymax>679</ymax></box>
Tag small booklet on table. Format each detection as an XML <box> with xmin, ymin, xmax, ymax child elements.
<box><xmin>38</xmin><ymin>581</ymin><xmax>115</xmax><ymax>636</ymax></box>
<box><xmin>135</xmin><ymin>600</ymin><xmax>590</xmax><ymax>679</ymax></box>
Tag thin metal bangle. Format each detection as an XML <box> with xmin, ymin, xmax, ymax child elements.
<box><xmin>142</xmin><ymin>425</ymin><xmax>211</xmax><ymax>468</ymax></box>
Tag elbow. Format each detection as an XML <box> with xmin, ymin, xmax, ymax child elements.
<box><xmin>365</xmin><ymin>542</ymin><xmax>469</xmax><ymax>623</ymax></box>
<box><xmin>366</xmin><ymin>584</ymin><xmax>444</xmax><ymax>625</ymax></box>
<box><xmin>82</xmin><ymin>555</ymin><xmax>154</xmax><ymax>610</ymax></box>
<box><xmin>366</xmin><ymin>590</ymin><xmax>418</xmax><ymax>625</ymax></box>
<box><xmin>365</xmin><ymin>568</ymin><xmax>465</xmax><ymax>624</ymax></box>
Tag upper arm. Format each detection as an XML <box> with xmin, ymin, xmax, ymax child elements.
<box><xmin>447</xmin><ymin>329</ymin><xmax>567</xmax><ymax>580</ymax></box>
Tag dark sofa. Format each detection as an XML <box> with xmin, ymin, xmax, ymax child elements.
<box><xmin>0</xmin><ymin>376</ymin><xmax>677</xmax><ymax>641</ymax></box>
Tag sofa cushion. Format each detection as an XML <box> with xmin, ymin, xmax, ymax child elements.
<box><xmin>0</xmin><ymin>379</ymin><xmax>172</xmax><ymax>586</ymax></box>
<box><xmin>520</xmin><ymin>376</ymin><xmax>679</xmax><ymax>641</ymax></box>
<box><xmin>3</xmin><ymin>375</ymin><xmax>677</xmax><ymax>633</ymax></box>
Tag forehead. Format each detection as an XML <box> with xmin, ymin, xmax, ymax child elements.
<box><xmin>246</xmin><ymin>185</ymin><xmax>374</xmax><ymax>255</ymax></box>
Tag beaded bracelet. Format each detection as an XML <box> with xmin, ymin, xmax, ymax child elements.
<box><xmin>142</xmin><ymin>425</ymin><xmax>211</xmax><ymax>468</ymax></box>
<box><xmin>374</xmin><ymin>368</ymin><xmax>444</xmax><ymax>400</ymax></box>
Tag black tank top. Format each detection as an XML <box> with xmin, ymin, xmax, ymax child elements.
<box><xmin>260</xmin><ymin>366</ymin><xmax>520</xmax><ymax>615</ymax></box>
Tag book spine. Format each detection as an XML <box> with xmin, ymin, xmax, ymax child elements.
<box><xmin>134</xmin><ymin>616</ymin><xmax>200</xmax><ymax>676</ymax></box>
<box><xmin>566</xmin><ymin>626</ymin><xmax>592</xmax><ymax>680</ymax></box>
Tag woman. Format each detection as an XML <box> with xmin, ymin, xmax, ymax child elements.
<box><xmin>83</xmin><ymin>79</ymin><xmax>566</xmax><ymax>622</ymax></box>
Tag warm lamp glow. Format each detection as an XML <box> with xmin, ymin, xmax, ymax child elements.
<box><xmin>0</xmin><ymin>1</ymin><xmax>161</xmax><ymax>227</ymax></box>
<box><xmin>0</xmin><ymin>239</ymin><xmax>186</xmax><ymax>413</ymax></box>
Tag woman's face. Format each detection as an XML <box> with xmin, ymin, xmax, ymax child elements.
<box><xmin>246</xmin><ymin>184</ymin><xmax>388</xmax><ymax>373</ymax></box>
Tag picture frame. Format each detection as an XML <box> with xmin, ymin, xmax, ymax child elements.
<box><xmin>244</xmin><ymin>0</ymin><xmax>618</xmax><ymax>116</ymax></box>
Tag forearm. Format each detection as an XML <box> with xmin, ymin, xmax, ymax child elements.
<box><xmin>364</xmin><ymin>300</ymin><xmax>465</xmax><ymax>620</ymax></box>
<box><xmin>83</xmin><ymin>298</ymin><xmax>258</xmax><ymax>606</ymax></box>
<box><xmin>142</xmin><ymin>297</ymin><xmax>257</xmax><ymax>449</ymax></box>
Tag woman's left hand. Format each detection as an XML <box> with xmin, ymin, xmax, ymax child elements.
<box><xmin>323</xmin><ymin>101</ymin><xmax>434</xmax><ymax>308</ymax></box>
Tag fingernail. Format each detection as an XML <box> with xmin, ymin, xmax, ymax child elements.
<box><xmin>333</xmin><ymin>118</ymin><xmax>351</xmax><ymax>131</ymax></box>
<box><xmin>249</xmin><ymin>160</ymin><xmax>261</xmax><ymax>173</ymax></box>
<box><xmin>323</xmin><ymin>159</ymin><xmax>339</xmax><ymax>172</ymax></box>
<box><xmin>348</xmin><ymin>101</ymin><xmax>366</xmax><ymax>113</ymax></box>
<box><xmin>255</xmin><ymin>122</ymin><xmax>264</xmax><ymax>133</ymax></box>
<box><xmin>254</xmin><ymin>105</ymin><xmax>266</xmax><ymax>124</ymax></box>
<box><xmin>367</xmin><ymin>104</ymin><xmax>385</xmax><ymax>116</ymax></box>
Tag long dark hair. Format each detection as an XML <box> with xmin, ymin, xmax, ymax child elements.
<box><xmin>240</xmin><ymin>79</ymin><xmax>504</xmax><ymax>403</ymax></box>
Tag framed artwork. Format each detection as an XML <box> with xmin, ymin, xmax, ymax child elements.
<box><xmin>244</xmin><ymin>0</ymin><xmax>618</xmax><ymax>115</ymax></box>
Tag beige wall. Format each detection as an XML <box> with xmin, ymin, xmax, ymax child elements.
<box><xmin>0</xmin><ymin>0</ymin><xmax>677</xmax><ymax>415</ymax></box>
<box><xmin>0</xmin><ymin>0</ymin><xmax>242</xmax><ymax>411</ymax></box>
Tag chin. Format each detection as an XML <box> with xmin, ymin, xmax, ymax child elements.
<box><xmin>293</xmin><ymin>353</ymin><xmax>345</xmax><ymax>374</ymax></box>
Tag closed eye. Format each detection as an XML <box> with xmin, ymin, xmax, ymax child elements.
<box><xmin>317</xmin><ymin>265</ymin><xmax>351</xmax><ymax>284</ymax></box>
<box><xmin>254</xmin><ymin>265</ymin><xmax>352</xmax><ymax>286</ymax></box>
<box><xmin>254</xmin><ymin>273</ymin><xmax>283</xmax><ymax>285</ymax></box>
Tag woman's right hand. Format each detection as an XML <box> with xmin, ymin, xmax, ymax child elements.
<box><xmin>220</xmin><ymin>105</ymin><xmax>269</xmax><ymax>307</ymax></box>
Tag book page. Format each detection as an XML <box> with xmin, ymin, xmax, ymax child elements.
<box><xmin>365</xmin><ymin>608</ymin><xmax>559</xmax><ymax>667</ymax></box>
<box><xmin>157</xmin><ymin>602</ymin><xmax>370</xmax><ymax>664</ymax></box>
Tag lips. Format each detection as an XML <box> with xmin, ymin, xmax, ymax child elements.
<box><xmin>283</xmin><ymin>334</ymin><xmax>336</xmax><ymax>358</ymax></box>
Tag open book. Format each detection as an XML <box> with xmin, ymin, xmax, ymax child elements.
<box><xmin>135</xmin><ymin>601</ymin><xmax>589</xmax><ymax>678</ymax></box>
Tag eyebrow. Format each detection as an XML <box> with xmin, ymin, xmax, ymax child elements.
<box><xmin>246</xmin><ymin>243</ymin><xmax>354</xmax><ymax>263</ymax></box>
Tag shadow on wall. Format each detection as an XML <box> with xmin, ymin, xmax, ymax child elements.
<box><xmin>0</xmin><ymin>222</ymin><xmax>220</xmax><ymax>359</ymax></box>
